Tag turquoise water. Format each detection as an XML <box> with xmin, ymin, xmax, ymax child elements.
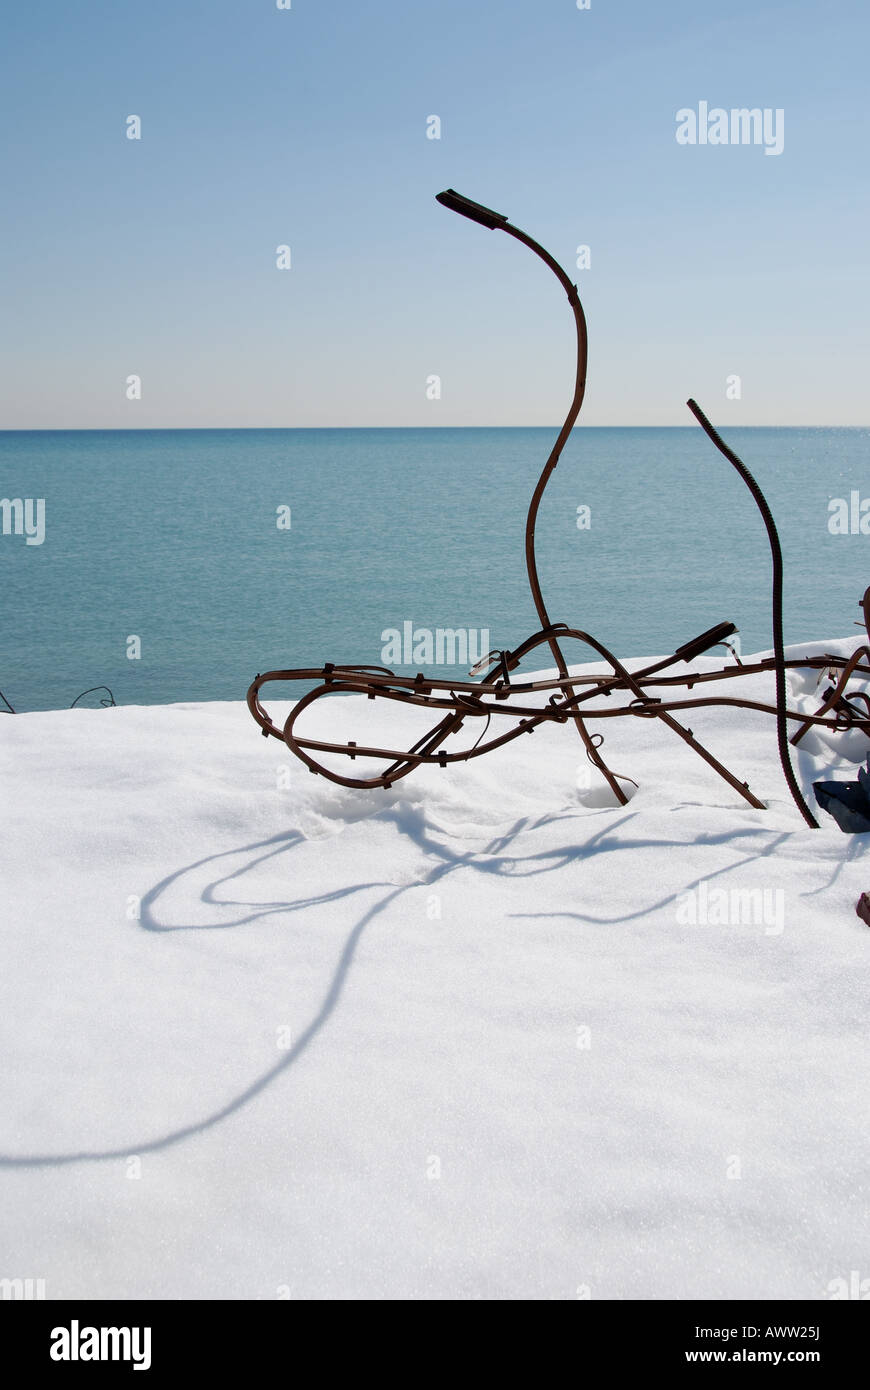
<box><xmin>0</xmin><ymin>427</ymin><xmax>867</xmax><ymax>712</ymax></box>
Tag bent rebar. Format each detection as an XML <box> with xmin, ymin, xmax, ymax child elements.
<box><xmin>247</xmin><ymin>191</ymin><xmax>869</xmax><ymax>824</ymax></box>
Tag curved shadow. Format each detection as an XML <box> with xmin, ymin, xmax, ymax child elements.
<box><xmin>0</xmin><ymin>803</ymin><xmax>799</xmax><ymax>1168</ymax></box>
<box><xmin>140</xmin><ymin>830</ymin><xmax>387</xmax><ymax>932</ymax></box>
<box><xmin>799</xmin><ymin>825</ymin><xmax>869</xmax><ymax>894</ymax></box>
<box><xmin>514</xmin><ymin>829</ymin><xmax>790</xmax><ymax>926</ymax></box>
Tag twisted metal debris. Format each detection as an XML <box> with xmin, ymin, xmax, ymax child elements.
<box><xmin>248</xmin><ymin>190</ymin><xmax>870</xmax><ymax>826</ymax></box>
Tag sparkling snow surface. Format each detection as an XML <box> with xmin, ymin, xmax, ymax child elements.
<box><xmin>1</xmin><ymin>638</ymin><xmax>868</xmax><ymax>1300</ymax></box>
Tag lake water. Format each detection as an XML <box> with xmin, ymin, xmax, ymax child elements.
<box><xmin>0</xmin><ymin>427</ymin><xmax>867</xmax><ymax>712</ymax></box>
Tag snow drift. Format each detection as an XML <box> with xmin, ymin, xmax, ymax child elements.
<box><xmin>0</xmin><ymin>637</ymin><xmax>868</xmax><ymax>1300</ymax></box>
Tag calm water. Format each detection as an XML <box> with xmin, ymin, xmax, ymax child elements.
<box><xmin>0</xmin><ymin>427</ymin><xmax>867</xmax><ymax>712</ymax></box>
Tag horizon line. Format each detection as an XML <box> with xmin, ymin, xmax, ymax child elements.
<box><xmin>2</xmin><ymin>423</ymin><xmax>868</xmax><ymax>434</ymax></box>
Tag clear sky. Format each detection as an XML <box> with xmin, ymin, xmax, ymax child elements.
<box><xmin>1</xmin><ymin>0</ymin><xmax>868</xmax><ymax>427</ymax></box>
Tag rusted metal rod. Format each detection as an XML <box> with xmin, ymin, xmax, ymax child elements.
<box><xmin>247</xmin><ymin>191</ymin><xmax>868</xmax><ymax>823</ymax></box>
<box><xmin>437</xmin><ymin>193</ymin><xmax>630</xmax><ymax>804</ymax></box>
<box><xmin>686</xmin><ymin>399</ymin><xmax>819</xmax><ymax>827</ymax></box>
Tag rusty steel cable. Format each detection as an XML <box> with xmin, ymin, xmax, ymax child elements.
<box><xmin>248</xmin><ymin>190</ymin><xmax>870</xmax><ymax>822</ymax></box>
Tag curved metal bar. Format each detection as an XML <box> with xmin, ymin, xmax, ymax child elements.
<box><xmin>790</xmin><ymin>645</ymin><xmax>870</xmax><ymax>747</ymax></box>
<box><xmin>247</xmin><ymin>192</ymin><xmax>868</xmax><ymax>824</ymax></box>
<box><xmin>250</xmin><ymin>644</ymin><xmax>869</xmax><ymax>794</ymax></box>
<box><xmin>488</xmin><ymin>210</ymin><xmax>628</xmax><ymax>804</ymax></box>
<box><xmin>263</xmin><ymin>673</ymin><xmax>868</xmax><ymax>790</ymax></box>
<box><xmin>686</xmin><ymin>400</ymin><xmax>819</xmax><ymax>828</ymax></box>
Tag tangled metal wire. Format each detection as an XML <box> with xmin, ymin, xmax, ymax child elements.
<box><xmin>248</xmin><ymin>190</ymin><xmax>870</xmax><ymax>828</ymax></box>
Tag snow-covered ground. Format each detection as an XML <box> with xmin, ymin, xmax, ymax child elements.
<box><xmin>1</xmin><ymin>637</ymin><xmax>868</xmax><ymax>1301</ymax></box>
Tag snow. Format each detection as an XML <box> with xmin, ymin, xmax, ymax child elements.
<box><xmin>1</xmin><ymin>636</ymin><xmax>868</xmax><ymax>1300</ymax></box>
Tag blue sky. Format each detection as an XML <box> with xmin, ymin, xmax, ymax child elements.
<box><xmin>1</xmin><ymin>0</ymin><xmax>868</xmax><ymax>426</ymax></box>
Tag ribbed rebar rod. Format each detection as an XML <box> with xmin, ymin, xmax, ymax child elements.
<box><xmin>686</xmin><ymin>399</ymin><xmax>819</xmax><ymax>827</ymax></box>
